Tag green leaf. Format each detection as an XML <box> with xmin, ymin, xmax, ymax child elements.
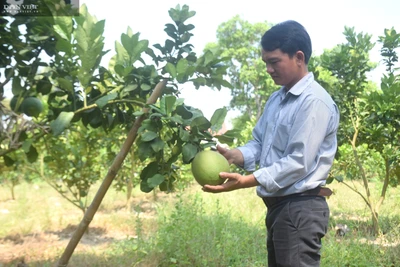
<box><xmin>140</xmin><ymin>162</ymin><xmax>159</xmax><ymax>180</ymax></box>
<box><xmin>53</xmin><ymin>16</ymin><xmax>73</xmax><ymax>40</ymax></box>
<box><xmin>214</xmin><ymin>129</ymin><xmax>241</xmax><ymax>146</ymax></box>
<box><xmin>75</xmin><ymin>25</ymin><xmax>88</xmax><ymax>51</ymax></box>
<box><xmin>176</xmin><ymin>105</ymin><xmax>193</xmax><ymax>119</ymax></box>
<box><xmin>176</xmin><ymin>58</ymin><xmax>188</xmax><ymax>74</ymax></box>
<box><xmin>141</xmin><ymin>131</ymin><xmax>158</xmax><ymax>142</ymax></box>
<box><xmin>170</xmin><ymin>115</ymin><xmax>183</xmax><ymax>124</ymax></box>
<box><xmin>147</xmin><ymin>174</ymin><xmax>165</xmax><ymax>188</ymax></box>
<box><xmin>26</xmin><ymin>145</ymin><xmax>38</xmax><ymax>163</ymax></box>
<box><xmin>12</xmin><ymin>77</ymin><xmax>24</xmax><ymax>95</ymax></box>
<box><xmin>191</xmin><ymin>77</ymin><xmax>207</xmax><ymax>87</ymax></box>
<box><xmin>335</xmin><ymin>175</ymin><xmax>344</xmax><ymax>183</ymax></box>
<box><xmin>56</xmin><ymin>38</ymin><xmax>72</xmax><ymax>53</ymax></box>
<box><xmin>160</xmin><ymin>95</ymin><xmax>176</xmax><ymax>115</ymax></box>
<box><xmin>179</xmin><ymin>127</ymin><xmax>190</xmax><ymax>142</ymax></box>
<box><xmin>53</xmin><ymin>25</ymin><xmax>69</xmax><ymax>40</ymax></box>
<box><xmin>95</xmin><ymin>92</ymin><xmax>118</xmax><ymax>108</ymax></box>
<box><xmin>165</xmin><ymin>62</ymin><xmax>177</xmax><ymax>78</ymax></box>
<box><xmin>115</xmin><ymin>41</ymin><xmax>130</xmax><ymax>66</ymax></box>
<box><xmin>91</xmin><ymin>20</ymin><xmax>106</xmax><ymax>40</ymax></box>
<box><xmin>30</xmin><ymin>35</ymin><xmax>49</xmax><ymax>42</ymax></box>
<box><xmin>37</xmin><ymin>77</ymin><xmax>52</xmax><ymax>95</ymax></box>
<box><xmin>151</xmin><ymin>138</ymin><xmax>165</xmax><ymax>152</ymax></box>
<box><xmin>121</xmin><ymin>33</ymin><xmax>133</xmax><ymax>54</ymax></box>
<box><xmin>50</xmin><ymin>111</ymin><xmax>75</xmax><ymax>136</ymax></box>
<box><xmin>210</xmin><ymin>107</ymin><xmax>227</xmax><ymax>132</ymax></box>
<box><xmin>3</xmin><ymin>155</ymin><xmax>14</xmax><ymax>167</ymax></box>
<box><xmin>140</xmin><ymin>180</ymin><xmax>153</xmax><ymax>193</ymax></box>
<box><xmin>22</xmin><ymin>139</ymin><xmax>33</xmax><ymax>153</ymax></box>
<box><xmin>203</xmin><ymin>50</ymin><xmax>214</xmax><ymax>66</ymax></box>
<box><xmin>326</xmin><ymin>175</ymin><xmax>334</xmax><ymax>184</ymax></box>
<box><xmin>57</xmin><ymin>78</ymin><xmax>74</xmax><ymax>91</ymax></box>
<box><xmin>182</xmin><ymin>143</ymin><xmax>198</xmax><ymax>163</ymax></box>
<box><xmin>141</xmin><ymin>83</ymin><xmax>152</xmax><ymax>91</ymax></box>
<box><xmin>122</xmin><ymin>84</ymin><xmax>138</xmax><ymax>93</ymax></box>
<box><xmin>219</xmin><ymin>79</ymin><xmax>234</xmax><ymax>89</ymax></box>
<box><xmin>131</xmin><ymin>40</ymin><xmax>149</xmax><ymax>64</ymax></box>
<box><xmin>191</xmin><ymin>116</ymin><xmax>211</xmax><ymax>131</ymax></box>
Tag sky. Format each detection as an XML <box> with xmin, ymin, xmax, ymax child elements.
<box><xmin>80</xmin><ymin>0</ymin><xmax>400</xmax><ymax>126</ymax></box>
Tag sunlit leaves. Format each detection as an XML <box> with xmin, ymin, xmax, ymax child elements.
<box><xmin>1</xmin><ymin>3</ymin><xmax>234</xmax><ymax>194</ymax></box>
<box><xmin>95</xmin><ymin>92</ymin><xmax>118</xmax><ymax>108</ymax></box>
<box><xmin>50</xmin><ymin>111</ymin><xmax>75</xmax><ymax>136</ymax></box>
<box><xmin>168</xmin><ymin>4</ymin><xmax>196</xmax><ymax>24</ymax></box>
<box><xmin>378</xmin><ymin>27</ymin><xmax>400</xmax><ymax>73</ymax></box>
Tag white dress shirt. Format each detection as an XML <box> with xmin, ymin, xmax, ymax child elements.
<box><xmin>237</xmin><ymin>72</ymin><xmax>340</xmax><ymax>198</ymax></box>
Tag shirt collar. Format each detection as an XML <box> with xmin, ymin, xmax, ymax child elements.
<box><xmin>277</xmin><ymin>72</ymin><xmax>314</xmax><ymax>101</ymax></box>
<box><xmin>286</xmin><ymin>72</ymin><xmax>314</xmax><ymax>96</ymax></box>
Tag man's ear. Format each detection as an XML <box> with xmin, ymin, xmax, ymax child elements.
<box><xmin>295</xmin><ymin>51</ymin><xmax>305</xmax><ymax>65</ymax></box>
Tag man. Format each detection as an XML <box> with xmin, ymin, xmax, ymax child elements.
<box><xmin>203</xmin><ymin>20</ymin><xmax>339</xmax><ymax>267</ymax></box>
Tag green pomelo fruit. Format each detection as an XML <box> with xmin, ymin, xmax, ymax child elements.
<box><xmin>21</xmin><ymin>96</ymin><xmax>43</xmax><ymax>118</ymax></box>
<box><xmin>191</xmin><ymin>150</ymin><xmax>230</xmax><ymax>186</ymax></box>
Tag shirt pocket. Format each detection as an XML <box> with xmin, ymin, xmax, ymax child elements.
<box><xmin>272</xmin><ymin>123</ymin><xmax>291</xmax><ymax>152</ymax></box>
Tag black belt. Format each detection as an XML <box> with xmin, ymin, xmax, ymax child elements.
<box><xmin>262</xmin><ymin>186</ymin><xmax>332</xmax><ymax>209</ymax></box>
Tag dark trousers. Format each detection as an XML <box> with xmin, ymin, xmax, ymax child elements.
<box><xmin>265</xmin><ymin>196</ymin><xmax>329</xmax><ymax>267</ymax></box>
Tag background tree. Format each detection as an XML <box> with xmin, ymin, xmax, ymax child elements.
<box><xmin>204</xmin><ymin>16</ymin><xmax>279</xmax><ymax>130</ymax></box>
<box><xmin>321</xmin><ymin>26</ymin><xmax>400</xmax><ymax>235</ymax></box>
<box><xmin>39</xmin><ymin>124</ymin><xmax>108</xmax><ymax>215</ymax></box>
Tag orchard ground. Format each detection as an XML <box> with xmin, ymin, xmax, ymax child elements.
<box><xmin>0</xmin><ymin>179</ymin><xmax>400</xmax><ymax>266</ymax></box>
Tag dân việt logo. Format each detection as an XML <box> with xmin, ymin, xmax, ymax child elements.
<box><xmin>2</xmin><ymin>0</ymin><xmax>39</xmax><ymax>16</ymax></box>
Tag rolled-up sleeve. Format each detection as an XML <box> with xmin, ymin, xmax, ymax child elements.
<box><xmin>237</xmin><ymin>141</ymin><xmax>260</xmax><ymax>171</ymax></box>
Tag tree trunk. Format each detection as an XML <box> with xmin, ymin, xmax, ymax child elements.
<box><xmin>350</xmin><ymin>122</ymin><xmax>381</xmax><ymax>235</ymax></box>
<box><xmin>126</xmin><ymin>148</ymin><xmax>135</xmax><ymax>212</ymax></box>
<box><xmin>56</xmin><ymin>80</ymin><xmax>167</xmax><ymax>267</ymax></box>
<box><xmin>11</xmin><ymin>182</ymin><xmax>15</xmax><ymax>200</ymax></box>
<box><xmin>126</xmin><ymin>177</ymin><xmax>133</xmax><ymax>212</ymax></box>
<box><xmin>371</xmin><ymin>208</ymin><xmax>380</xmax><ymax>235</ymax></box>
<box><xmin>376</xmin><ymin>158</ymin><xmax>390</xmax><ymax>211</ymax></box>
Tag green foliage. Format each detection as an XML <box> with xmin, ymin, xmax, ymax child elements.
<box><xmin>378</xmin><ymin>28</ymin><xmax>400</xmax><ymax>73</ymax></box>
<box><xmin>332</xmin><ymin>144</ymin><xmax>386</xmax><ymax>183</ymax></box>
<box><xmin>136</xmin><ymin>95</ymin><xmax>232</xmax><ymax>192</ymax></box>
<box><xmin>320</xmin><ymin>27</ymin><xmax>377</xmax><ymax>144</ymax></box>
<box><xmin>41</xmin><ymin>124</ymin><xmax>108</xmax><ymax>212</ymax></box>
<box><xmin>205</xmin><ymin>16</ymin><xmax>279</xmax><ymax>123</ymax></box>
<box><xmin>362</xmin><ymin>29</ymin><xmax>400</xmax><ymax>185</ymax></box>
<box><xmin>319</xmin><ymin>25</ymin><xmax>400</xmax><ymax>235</ymax></box>
<box><xmin>0</xmin><ymin>3</ymin><xmax>238</xmax><ymax>194</ymax></box>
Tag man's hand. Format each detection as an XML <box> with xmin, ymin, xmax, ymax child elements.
<box><xmin>202</xmin><ymin>172</ymin><xmax>259</xmax><ymax>193</ymax></box>
<box><xmin>216</xmin><ymin>145</ymin><xmax>244</xmax><ymax>167</ymax></box>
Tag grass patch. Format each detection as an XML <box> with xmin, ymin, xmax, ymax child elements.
<box><xmin>0</xmin><ymin>181</ymin><xmax>399</xmax><ymax>266</ymax></box>
<box><xmin>137</xmin><ymin>192</ymin><xmax>266</xmax><ymax>266</ymax></box>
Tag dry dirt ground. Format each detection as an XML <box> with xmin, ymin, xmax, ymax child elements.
<box><xmin>0</xmin><ymin>198</ymin><xmax>159</xmax><ymax>266</ymax></box>
<box><xmin>0</xmin><ymin>225</ymin><xmax>113</xmax><ymax>265</ymax></box>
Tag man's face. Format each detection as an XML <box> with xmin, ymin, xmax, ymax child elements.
<box><xmin>261</xmin><ymin>48</ymin><xmax>303</xmax><ymax>89</ymax></box>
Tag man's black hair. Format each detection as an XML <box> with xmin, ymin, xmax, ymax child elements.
<box><xmin>261</xmin><ymin>20</ymin><xmax>312</xmax><ymax>64</ymax></box>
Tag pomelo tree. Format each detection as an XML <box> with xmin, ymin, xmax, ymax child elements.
<box><xmin>0</xmin><ymin>1</ymin><xmax>238</xmax><ymax>264</ymax></box>
<box><xmin>0</xmin><ymin>2</ymin><xmax>234</xmax><ymax>190</ymax></box>
<box><xmin>318</xmin><ymin>26</ymin><xmax>400</xmax><ymax>235</ymax></box>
